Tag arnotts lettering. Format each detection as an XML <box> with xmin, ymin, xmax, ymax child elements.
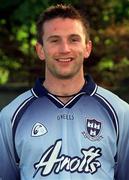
<box><xmin>33</xmin><ymin>139</ymin><xmax>102</xmax><ymax>178</ymax></box>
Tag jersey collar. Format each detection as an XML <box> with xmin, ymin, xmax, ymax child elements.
<box><xmin>32</xmin><ymin>74</ymin><xmax>97</xmax><ymax>98</ymax></box>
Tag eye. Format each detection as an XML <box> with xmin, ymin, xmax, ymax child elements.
<box><xmin>70</xmin><ymin>36</ymin><xmax>81</xmax><ymax>43</ymax></box>
<box><xmin>48</xmin><ymin>36</ymin><xmax>60</xmax><ymax>43</ymax></box>
<box><xmin>50</xmin><ymin>39</ymin><xmax>59</xmax><ymax>43</ymax></box>
<box><xmin>71</xmin><ymin>38</ymin><xmax>79</xmax><ymax>42</ymax></box>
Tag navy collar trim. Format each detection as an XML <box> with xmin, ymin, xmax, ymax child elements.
<box><xmin>31</xmin><ymin>75</ymin><xmax>97</xmax><ymax>98</ymax></box>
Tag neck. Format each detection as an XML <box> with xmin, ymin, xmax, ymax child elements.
<box><xmin>43</xmin><ymin>74</ymin><xmax>85</xmax><ymax>97</ymax></box>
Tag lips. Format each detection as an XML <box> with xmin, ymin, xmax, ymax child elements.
<box><xmin>56</xmin><ymin>58</ymin><xmax>73</xmax><ymax>62</ymax></box>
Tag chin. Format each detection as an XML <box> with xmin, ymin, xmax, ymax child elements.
<box><xmin>56</xmin><ymin>73</ymin><xmax>76</xmax><ymax>80</ymax></box>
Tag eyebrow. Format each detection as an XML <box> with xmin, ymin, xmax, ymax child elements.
<box><xmin>46</xmin><ymin>35</ymin><xmax>60</xmax><ymax>41</ymax></box>
<box><xmin>46</xmin><ymin>34</ymin><xmax>81</xmax><ymax>41</ymax></box>
<box><xmin>69</xmin><ymin>34</ymin><xmax>81</xmax><ymax>39</ymax></box>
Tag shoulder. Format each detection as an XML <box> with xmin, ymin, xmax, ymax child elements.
<box><xmin>0</xmin><ymin>89</ymin><xmax>35</xmax><ymax>121</ymax></box>
<box><xmin>95</xmin><ymin>86</ymin><xmax>129</xmax><ymax>114</ymax></box>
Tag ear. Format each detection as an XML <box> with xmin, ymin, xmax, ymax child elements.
<box><xmin>35</xmin><ymin>42</ymin><xmax>45</xmax><ymax>61</ymax></box>
<box><xmin>84</xmin><ymin>40</ymin><xmax>92</xmax><ymax>59</ymax></box>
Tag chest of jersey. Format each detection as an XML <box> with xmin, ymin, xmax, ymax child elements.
<box><xmin>15</xmin><ymin>95</ymin><xmax>117</xmax><ymax>179</ymax></box>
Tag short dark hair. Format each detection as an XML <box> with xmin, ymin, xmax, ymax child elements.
<box><xmin>36</xmin><ymin>4</ymin><xmax>90</xmax><ymax>44</ymax></box>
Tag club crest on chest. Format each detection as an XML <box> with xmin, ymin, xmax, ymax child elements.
<box><xmin>82</xmin><ymin>118</ymin><xmax>103</xmax><ymax>141</ymax></box>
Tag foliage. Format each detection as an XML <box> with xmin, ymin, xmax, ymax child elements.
<box><xmin>0</xmin><ymin>0</ymin><xmax>129</xmax><ymax>88</ymax></box>
<box><xmin>0</xmin><ymin>67</ymin><xmax>9</xmax><ymax>84</ymax></box>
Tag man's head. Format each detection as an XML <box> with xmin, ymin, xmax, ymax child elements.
<box><xmin>36</xmin><ymin>4</ymin><xmax>92</xmax><ymax>80</ymax></box>
<box><xmin>37</xmin><ymin>4</ymin><xmax>90</xmax><ymax>45</ymax></box>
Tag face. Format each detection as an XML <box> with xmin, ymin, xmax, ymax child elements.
<box><xmin>36</xmin><ymin>18</ymin><xmax>92</xmax><ymax>80</ymax></box>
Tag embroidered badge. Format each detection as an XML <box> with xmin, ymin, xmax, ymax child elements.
<box><xmin>82</xmin><ymin>118</ymin><xmax>103</xmax><ymax>141</ymax></box>
<box><xmin>31</xmin><ymin>122</ymin><xmax>48</xmax><ymax>137</ymax></box>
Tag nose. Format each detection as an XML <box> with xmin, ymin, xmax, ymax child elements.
<box><xmin>59</xmin><ymin>40</ymin><xmax>71</xmax><ymax>53</ymax></box>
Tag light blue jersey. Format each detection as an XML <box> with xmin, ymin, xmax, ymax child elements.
<box><xmin>0</xmin><ymin>75</ymin><xmax>129</xmax><ymax>180</ymax></box>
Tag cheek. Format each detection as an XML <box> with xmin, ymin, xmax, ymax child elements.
<box><xmin>80</xmin><ymin>46</ymin><xmax>89</xmax><ymax>58</ymax></box>
<box><xmin>77</xmin><ymin>47</ymin><xmax>87</xmax><ymax>58</ymax></box>
<box><xmin>43</xmin><ymin>47</ymin><xmax>52</xmax><ymax>58</ymax></box>
<box><xmin>44</xmin><ymin>46</ymin><xmax>57</xmax><ymax>57</ymax></box>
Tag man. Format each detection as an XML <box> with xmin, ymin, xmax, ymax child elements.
<box><xmin>0</xmin><ymin>4</ymin><xmax>129</xmax><ymax>180</ymax></box>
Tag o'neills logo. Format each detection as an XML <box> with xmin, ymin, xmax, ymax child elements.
<box><xmin>33</xmin><ymin>139</ymin><xmax>102</xmax><ymax>178</ymax></box>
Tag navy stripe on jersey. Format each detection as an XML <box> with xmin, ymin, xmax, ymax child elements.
<box><xmin>94</xmin><ymin>93</ymin><xmax>119</xmax><ymax>162</ymax></box>
<box><xmin>11</xmin><ymin>95</ymin><xmax>37</xmax><ymax>164</ymax></box>
<box><xmin>31</xmin><ymin>88</ymin><xmax>38</xmax><ymax>98</ymax></box>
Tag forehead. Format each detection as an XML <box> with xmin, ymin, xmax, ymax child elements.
<box><xmin>43</xmin><ymin>17</ymin><xmax>85</xmax><ymax>37</ymax></box>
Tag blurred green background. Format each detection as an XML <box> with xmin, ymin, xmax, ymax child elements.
<box><xmin>0</xmin><ymin>0</ymin><xmax>129</xmax><ymax>109</ymax></box>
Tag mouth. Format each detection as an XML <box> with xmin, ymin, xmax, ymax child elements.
<box><xmin>56</xmin><ymin>57</ymin><xmax>73</xmax><ymax>62</ymax></box>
